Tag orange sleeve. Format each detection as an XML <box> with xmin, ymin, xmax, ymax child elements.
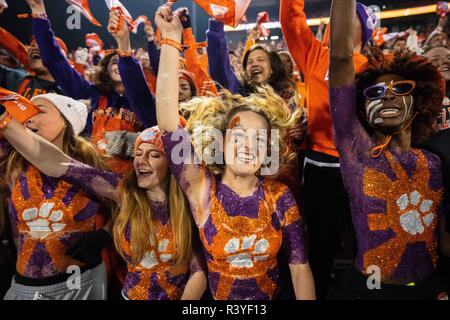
<box><xmin>0</xmin><ymin>27</ymin><xmax>29</xmax><ymax>69</ymax></box>
<box><xmin>280</xmin><ymin>0</ymin><xmax>328</xmax><ymax>78</ymax></box>
<box><xmin>183</xmin><ymin>28</ymin><xmax>218</xmax><ymax>96</ymax></box>
<box><xmin>243</xmin><ymin>36</ymin><xmax>256</xmax><ymax>56</ymax></box>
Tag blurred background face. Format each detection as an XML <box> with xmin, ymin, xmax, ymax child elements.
<box><xmin>224</xmin><ymin>111</ymin><xmax>270</xmax><ymax>177</ymax></box>
<box><xmin>179</xmin><ymin>78</ymin><xmax>193</xmax><ymax>103</ymax></box>
<box><xmin>429</xmin><ymin>33</ymin><xmax>448</xmax><ymax>49</ymax></box>
<box><xmin>139</xmin><ymin>52</ymin><xmax>151</xmax><ymax>69</ymax></box>
<box><xmin>107</xmin><ymin>54</ymin><xmax>122</xmax><ymax>83</ymax></box>
<box><xmin>364</xmin><ymin>73</ymin><xmax>414</xmax><ymax>132</ymax></box>
<box><xmin>278</xmin><ymin>52</ymin><xmax>294</xmax><ymax>77</ymax></box>
<box><xmin>392</xmin><ymin>39</ymin><xmax>407</xmax><ymax>52</ymax></box>
<box><xmin>133</xmin><ymin>143</ymin><xmax>169</xmax><ymax>190</ymax></box>
<box><xmin>28</xmin><ymin>42</ymin><xmax>47</xmax><ymax>74</ymax></box>
<box><xmin>425</xmin><ymin>47</ymin><xmax>450</xmax><ymax>81</ymax></box>
<box><xmin>245</xmin><ymin>49</ymin><xmax>273</xmax><ymax>85</ymax></box>
<box><xmin>25</xmin><ymin>98</ymin><xmax>66</xmax><ymax>143</ymax></box>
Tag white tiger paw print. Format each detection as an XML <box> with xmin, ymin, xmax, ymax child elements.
<box><xmin>22</xmin><ymin>202</ymin><xmax>66</xmax><ymax>239</ymax></box>
<box><xmin>139</xmin><ymin>239</ymin><xmax>172</xmax><ymax>269</ymax></box>
<box><xmin>397</xmin><ymin>191</ymin><xmax>435</xmax><ymax>235</ymax></box>
<box><xmin>224</xmin><ymin>235</ymin><xmax>270</xmax><ymax>268</ymax></box>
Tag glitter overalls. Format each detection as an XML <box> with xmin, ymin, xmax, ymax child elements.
<box><xmin>120</xmin><ymin>201</ymin><xmax>191</xmax><ymax>300</ymax></box>
<box><xmin>10</xmin><ymin>165</ymin><xmax>99</xmax><ymax>278</ymax></box>
<box><xmin>162</xmin><ymin>128</ymin><xmax>308</xmax><ymax>300</ymax></box>
<box><xmin>329</xmin><ymin>85</ymin><xmax>443</xmax><ymax>283</ymax></box>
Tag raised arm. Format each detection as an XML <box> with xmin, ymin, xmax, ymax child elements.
<box><xmin>329</xmin><ymin>0</ymin><xmax>371</xmax><ymax>171</ymax></box>
<box><xmin>28</xmin><ymin>0</ymin><xmax>97</xmax><ymax>100</ymax></box>
<box><xmin>1</xmin><ymin>114</ymin><xmax>121</xmax><ymax>202</ymax></box>
<box><xmin>182</xmin><ymin>16</ymin><xmax>218</xmax><ymax>97</ymax></box>
<box><xmin>155</xmin><ymin>4</ymin><xmax>212</xmax><ymax>226</ymax></box>
<box><xmin>108</xmin><ymin>9</ymin><xmax>157</xmax><ymax>128</ymax></box>
<box><xmin>206</xmin><ymin>19</ymin><xmax>240</xmax><ymax>93</ymax></box>
<box><xmin>145</xmin><ymin>23</ymin><xmax>160</xmax><ymax>76</ymax></box>
<box><xmin>280</xmin><ymin>0</ymin><xmax>328</xmax><ymax>77</ymax></box>
<box><xmin>329</xmin><ymin>0</ymin><xmax>355</xmax><ymax>88</ymax></box>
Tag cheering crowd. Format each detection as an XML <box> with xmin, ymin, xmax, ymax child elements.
<box><xmin>0</xmin><ymin>0</ymin><xmax>449</xmax><ymax>300</ymax></box>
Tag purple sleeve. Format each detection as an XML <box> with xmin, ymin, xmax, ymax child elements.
<box><xmin>60</xmin><ymin>159</ymin><xmax>121</xmax><ymax>201</ymax></box>
<box><xmin>32</xmin><ymin>18</ymin><xmax>98</xmax><ymax>101</ymax></box>
<box><xmin>118</xmin><ymin>56</ymin><xmax>157</xmax><ymax>128</ymax></box>
<box><xmin>206</xmin><ymin>19</ymin><xmax>240</xmax><ymax>93</ymax></box>
<box><xmin>189</xmin><ymin>249</ymin><xmax>206</xmax><ymax>276</ymax></box>
<box><xmin>329</xmin><ymin>85</ymin><xmax>373</xmax><ymax>167</ymax></box>
<box><xmin>148</xmin><ymin>40</ymin><xmax>160</xmax><ymax>76</ymax></box>
<box><xmin>277</xmin><ymin>188</ymin><xmax>308</xmax><ymax>264</ymax></box>
<box><xmin>161</xmin><ymin>127</ymin><xmax>213</xmax><ymax>214</ymax></box>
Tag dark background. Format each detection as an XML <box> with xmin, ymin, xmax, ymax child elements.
<box><xmin>0</xmin><ymin>0</ymin><xmax>439</xmax><ymax>50</ymax></box>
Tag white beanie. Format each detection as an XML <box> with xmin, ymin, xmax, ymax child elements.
<box><xmin>31</xmin><ymin>93</ymin><xmax>88</xmax><ymax>136</ymax></box>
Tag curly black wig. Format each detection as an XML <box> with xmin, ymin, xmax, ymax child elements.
<box><xmin>355</xmin><ymin>47</ymin><xmax>445</xmax><ymax>145</ymax></box>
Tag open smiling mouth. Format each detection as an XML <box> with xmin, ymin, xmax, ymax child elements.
<box><xmin>137</xmin><ymin>169</ymin><xmax>153</xmax><ymax>177</ymax></box>
<box><xmin>378</xmin><ymin>107</ymin><xmax>402</xmax><ymax>118</ymax></box>
<box><xmin>237</xmin><ymin>152</ymin><xmax>256</xmax><ymax>163</ymax></box>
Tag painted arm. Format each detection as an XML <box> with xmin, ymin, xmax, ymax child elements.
<box><xmin>206</xmin><ymin>19</ymin><xmax>240</xmax><ymax>93</ymax></box>
<box><xmin>1</xmin><ymin>116</ymin><xmax>121</xmax><ymax>202</ymax></box>
<box><xmin>277</xmin><ymin>186</ymin><xmax>315</xmax><ymax>300</ymax></box>
<box><xmin>280</xmin><ymin>0</ymin><xmax>328</xmax><ymax>77</ymax></box>
<box><xmin>181</xmin><ymin>249</ymin><xmax>207</xmax><ymax>300</ymax></box>
<box><xmin>108</xmin><ymin>9</ymin><xmax>157</xmax><ymax>128</ymax></box>
<box><xmin>156</xmin><ymin>4</ymin><xmax>212</xmax><ymax>226</ymax></box>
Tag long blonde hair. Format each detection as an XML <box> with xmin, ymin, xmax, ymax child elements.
<box><xmin>113</xmin><ymin>173</ymin><xmax>193</xmax><ymax>269</ymax></box>
<box><xmin>182</xmin><ymin>86</ymin><xmax>302</xmax><ymax>175</ymax></box>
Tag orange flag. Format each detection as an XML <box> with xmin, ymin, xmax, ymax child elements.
<box><xmin>132</xmin><ymin>15</ymin><xmax>149</xmax><ymax>34</ymax></box>
<box><xmin>85</xmin><ymin>33</ymin><xmax>104</xmax><ymax>50</ymax></box>
<box><xmin>170</xmin><ymin>0</ymin><xmax>252</xmax><ymax>27</ymax></box>
<box><xmin>65</xmin><ymin>0</ymin><xmax>101</xmax><ymax>27</ymax></box>
<box><xmin>105</xmin><ymin>0</ymin><xmax>135</xmax><ymax>32</ymax></box>
<box><xmin>0</xmin><ymin>88</ymin><xmax>40</xmax><ymax>123</ymax></box>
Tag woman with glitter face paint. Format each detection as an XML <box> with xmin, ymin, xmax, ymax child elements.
<box><xmin>0</xmin><ymin>104</ymin><xmax>206</xmax><ymax>300</ymax></box>
<box><xmin>154</xmin><ymin>4</ymin><xmax>315</xmax><ymax>300</ymax></box>
<box><xmin>0</xmin><ymin>93</ymin><xmax>109</xmax><ymax>299</ymax></box>
<box><xmin>329</xmin><ymin>0</ymin><xmax>450</xmax><ymax>300</ymax></box>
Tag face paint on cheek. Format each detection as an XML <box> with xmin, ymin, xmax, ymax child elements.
<box><xmin>373</xmin><ymin>118</ymin><xmax>384</xmax><ymax>125</ymax></box>
<box><xmin>401</xmin><ymin>95</ymin><xmax>414</xmax><ymax>123</ymax></box>
<box><xmin>366</xmin><ymin>99</ymin><xmax>385</xmax><ymax>124</ymax></box>
<box><xmin>229</xmin><ymin>116</ymin><xmax>241</xmax><ymax>129</ymax></box>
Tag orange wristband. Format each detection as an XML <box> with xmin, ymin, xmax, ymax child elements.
<box><xmin>160</xmin><ymin>38</ymin><xmax>185</xmax><ymax>52</ymax></box>
<box><xmin>118</xmin><ymin>50</ymin><xmax>133</xmax><ymax>57</ymax></box>
<box><xmin>0</xmin><ymin>112</ymin><xmax>13</xmax><ymax>136</ymax></box>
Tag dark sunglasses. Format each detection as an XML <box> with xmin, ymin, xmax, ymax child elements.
<box><xmin>363</xmin><ymin>80</ymin><xmax>416</xmax><ymax>100</ymax></box>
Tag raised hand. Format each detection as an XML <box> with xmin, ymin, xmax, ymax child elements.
<box><xmin>24</xmin><ymin>0</ymin><xmax>46</xmax><ymax>14</ymax></box>
<box><xmin>155</xmin><ymin>3</ymin><xmax>183</xmax><ymax>42</ymax></box>
<box><xmin>144</xmin><ymin>21</ymin><xmax>155</xmax><ymax>41</ymax></box>
<box><xmin>107</xmin><ymin>8</ymin><xmax>131</xmax><ymax>52</ymax></box>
